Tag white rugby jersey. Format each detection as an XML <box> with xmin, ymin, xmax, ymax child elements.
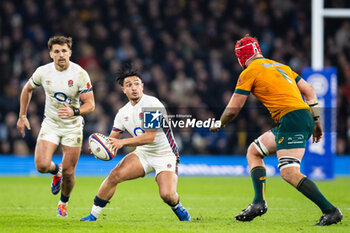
<box><xmin>112</xmin><ymin>94</ymin><xmax>179</xmax><ymax>156</ymax></box>
<box><xmin>29</xmin><ymin>62</ymin><xmax>92</xmax><ymax>127</ymax></box>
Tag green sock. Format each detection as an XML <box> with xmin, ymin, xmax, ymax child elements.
<box><xmin>297</xmin><ymin>177</ymin><xmax>336</xmax><ymax>214</ymax></box>
<box><xmin>251</xmin><ymin>166</ymin><xmax>266</xmax><ymax>203</ymax></box>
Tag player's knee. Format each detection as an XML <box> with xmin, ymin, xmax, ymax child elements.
<box><xmin>35</xmin><ymin>163</ymin><xmax>50</xmax><ymax>173</ymax></box>
<box><xmin>249</xmin><ymin>138</ymin><xmax>269</xmax><ymax>159</ymax></box>
<box><xmin>280</xmin><ymin>169</ymin><xmax>294</xmax><ymax>182</ymax></box>
<box><xmin>278</xmin><ymin>156</ymin><xmax>301</xmax><ymax>183</ymax></box>
<box><xmin>280</xmin><ymin>168</ymin><xmax>303</xmax><ymax>186</ymax></box>
<box><xmin>247</xmin><ymin>144</ymin><xmax>259</xmax><ymax>159</ymax></box>
<box><xmin>62</xmin><ymin>167</ymin><xmax>75</xmax><ymax>178</ymax></box>
<box><xmin>108</xmin><ymin>169</ymin><xmax>124</xmax><ymax>185</ymax></box>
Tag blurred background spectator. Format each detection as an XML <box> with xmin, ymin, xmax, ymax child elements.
<box><xmin>0</xmin><ymin>0</ymin><xmax>349</xmax><ymax>155</ymax></box>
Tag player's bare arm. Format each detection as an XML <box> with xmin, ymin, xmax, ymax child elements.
<box><xmin>108</xmin><ymin>129</ymin><xmax>157</xmax><ymax>152</ymax></box>
<box><xmin>109</xmin><ymin>131</ymin><xmax>123</xmax><ymax>139</ymax></box>
<box><xmin>17</xmin><ymin>82</ymin><xmax>35</xmax><ymax>137</ymax></box>
<box><xmin>296</xmin><ymin>78</ymin><xmax>317</xmax><ymax>101</ymax></box>
<box><xmin>210</xmin><ymin>93</ymin><xmax>248</xmax><ymax>132</ymax></box>
<box><xmin>58</xmin><ymin>91</ymin><xmax>95</xmax><ymax>119</ymax></box>
<box><xmin>296</xmin><ymin>78</ymin><xmax>323</xmax><ymax>143</ymax></box>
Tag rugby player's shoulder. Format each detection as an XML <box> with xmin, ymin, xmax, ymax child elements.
<box><xmin>144</xmin><ymin>94</ymin><xmax>159</xmax><ymax>102</ymax></box>
<box><xmin>70</xmin><ymin>62</ymin><xmax>87</xmax><ymax>72</ymax></box>
<box><xmin>36</xmin><ymin>62</ymin><xmax>54</xmax><ymax>72</ymax></box>
<box><xmin>69</xmin><ymin>62</ymin><xmax>90</xmax><ymax>79</ymax></box>
<box><xmin>144</xmin><ymin>94</ymin><xmax>164</xmax><ymax>106</ymax></box>
<box><xmin>119</xmin><ymin>102</ymin><xmax>131</xmax><ymax>114</ymax></box>
<box><xmin>240</xmin><ymin>65</ymin><xmax>255</xmax><ymax>77</ymax></box>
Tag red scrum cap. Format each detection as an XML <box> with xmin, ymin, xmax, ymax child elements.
<box><xmin>235</xmin><ymin>36</ymin><xmax>262</xmax><ymax>68</ymax></box>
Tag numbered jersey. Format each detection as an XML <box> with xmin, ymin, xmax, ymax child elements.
<box><xmin>234</xmin><ymin>58</ymin><xmax>310</xmax><ymax>123</ymax></box>
<box><xmin>29</xmin><ymin>62</ymin><xmax>92</xmax><ymax>127</ymax></box>
<box><xmin>112</xmin><ymin>94</ymin><xmax>178</xmax><ymax>156</ymax></box>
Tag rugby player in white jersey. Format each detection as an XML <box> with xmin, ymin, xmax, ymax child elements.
<box><xmin>80</xmin><ymin>64</ymin><xmax>190</xmax><ymax>222</ymax></box>
<box><xmin>17</xmin><ymin>36</ymin><xmax>95</xmax><ymax>217</ymax></box>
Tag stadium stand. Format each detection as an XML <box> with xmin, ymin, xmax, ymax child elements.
<box><xmin>0</xmin><ymin>0</ymin><xmax>349</xmax><ymax>155</ymax></box>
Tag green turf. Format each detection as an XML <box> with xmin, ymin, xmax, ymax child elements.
<box><xmin>0</xmin><ymin>176</ymin><xmax>349</xmax><ymax>233</ymax></box>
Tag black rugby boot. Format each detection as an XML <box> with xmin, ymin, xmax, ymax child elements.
<box><xmin>235</xmin><ymin>201</ymin><xmax>267</xmax><ymax>222</ymax></box>
<box><xmin>316</xmin><ymin>208</ymin><xmax>343</xmax><ymax>226</ymax></box>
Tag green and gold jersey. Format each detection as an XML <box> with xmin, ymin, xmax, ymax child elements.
<box><xmin>234</xmin><ymin>58</ymin><xmax>310</xmax><ymax>123</ymax></box>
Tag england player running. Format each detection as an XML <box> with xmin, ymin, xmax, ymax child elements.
<box><xmin>80</xmin><ymin>64</ymin><xmax>190</xmax><ymax>222</ymax></box>
<box><xmin>210</xmin><ymin>35</ymin><xmax>342</xmax><ymax>226</ymax></box>
<box><xmin>17</xmin><ymin>36</ymin><xmax>95</xmax><ymax>217</ymax></box>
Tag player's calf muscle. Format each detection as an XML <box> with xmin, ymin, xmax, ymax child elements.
<box><xmin>160</xmin><ymin>193</ymin><xmax>178</xmax><ymax>205</ymax></box>
<box><xmin>280</xmin><ymin>167</ymin><xmax>304</xmax><ymax>187</ymax></box>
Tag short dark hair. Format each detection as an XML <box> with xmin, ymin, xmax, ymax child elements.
<box><xmin>116</xmin><ymin>63</ymin><xmax>142</xmax><ymax>86</ymax></box>
<box><xmin>48</xmin><ymin>36</ymin><xmax>72</xmax><ymax>51</ymax></box>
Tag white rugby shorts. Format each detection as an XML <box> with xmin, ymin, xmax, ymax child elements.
<box><xmin>133</xmin><ymin>149</ymin><xmax>178</xmax><ymax>175</ymax></box>
<box><xmin>37</xmin><ymin>118</ymin><xmax>83</xmax><ymax>147</ymax></box>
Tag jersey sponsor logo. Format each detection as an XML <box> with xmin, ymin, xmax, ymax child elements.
<box><xmin>54</xmin><ymin>92</ymin><xmax>72</xmax><ymax>104</ymax></box>
<box><xmin>134</xmin><ymin>127</ymin><xmax>145</xmax><ymax>136</ymax></box>
<box><xmin>278</xmin><ymin>137</ymin><xmax>284</xmax><ymax>144</ymax></box>
<box><xmin>287</xmin><ymin>134</ymin><xmax>305</xmax><ymax>144</ymax></box>
<box><xmin>68</xmin><ymin>80</ymin><xmax>74</xmax><ymax>87</ymax></box>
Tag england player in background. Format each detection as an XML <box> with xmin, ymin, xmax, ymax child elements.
<box><xmin>17</xmin><ymin>36</ymin><xmax>95</xmax><ymax>217</ymax></box>
<box><xmin>80</xmin><ymin>64</ymin><xmax>190</xmax><ymax>222</ymax></box>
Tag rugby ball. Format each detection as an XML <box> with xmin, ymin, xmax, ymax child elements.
<box><xmin>88</xmin><ymin>133</ymin><xmax>115</xmax><ymax>161</ymax></box>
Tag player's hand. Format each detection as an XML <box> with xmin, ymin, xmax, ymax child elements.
<box><xmin>17</xmin><ymin>116</ymin><xmax>31</xmax><ymax>138</ymax></box>
<box><xmin>107</xmin><ymin>137</ymin><xmax>124</xmax><ymax>153</ymax></box>
<box><xmin>312</xmin><ymin>121</ymin><xmax>323</xmax><ymax>143</ymax></box>
<box><xmin>88</xmin><ymin>146</ymin><xmax>98</xmax><ymax>159</ymax></box>
<box><xmin>210</xmin><ymin>121</ymin><xmax>224</xmax><ymax>133</ymax></box>
<box><xmin>58</xmin><ymin>102</ymin><xmax>74</xmax><ymax>119</ymax></box>
<box><xmin>210</xmin><ymin>126</ymin><xmax>220</xmax><ymax>133</ymax></box>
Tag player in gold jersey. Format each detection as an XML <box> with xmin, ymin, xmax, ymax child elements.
<box><xmin>210</xmin><ymin>35</ymin><xmax>342</xmax><ymax>226</ymax></box>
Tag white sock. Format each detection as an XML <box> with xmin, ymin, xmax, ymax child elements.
<box><xmin>91</xmin><ymin>204</ymin><xmax>103</xmax><ymax>218</ymax></box>
<box><xmin>58</xmin><ymin>200</ymin><xmax>67</xmax><ymax>206</ymax></box>
<box><xmin>57</xmin><ymin>166</ymin><xmax>62</xmax><ymax>177</ymax></box>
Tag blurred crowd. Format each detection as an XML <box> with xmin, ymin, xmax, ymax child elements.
<box><xmin>1</xmin><ymin>0</ymin><xmax>350</xmax><ymax>155</ymax></box>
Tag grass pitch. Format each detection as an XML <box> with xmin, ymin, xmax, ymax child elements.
<box><xmin>0</xmin><ymin>176</ymin><xmax>349</xmax><ymax>233</ymax></box>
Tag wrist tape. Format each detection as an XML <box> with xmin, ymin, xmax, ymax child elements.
<box><xmin>306</xmin><ymin>99</ymin><xmax>320</xmax><ymax>123</ymax></box>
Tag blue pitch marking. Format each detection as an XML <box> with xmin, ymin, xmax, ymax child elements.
<box><xmin>0</xmin><ymin>155</ymin><xmax>349</xmax><ymax>176</ymax></box>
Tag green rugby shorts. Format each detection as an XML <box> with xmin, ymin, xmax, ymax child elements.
<box><xmin>271</xmin><ymin>109</ymin><xmax>314</xmax><ymax>151</ymax></box>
